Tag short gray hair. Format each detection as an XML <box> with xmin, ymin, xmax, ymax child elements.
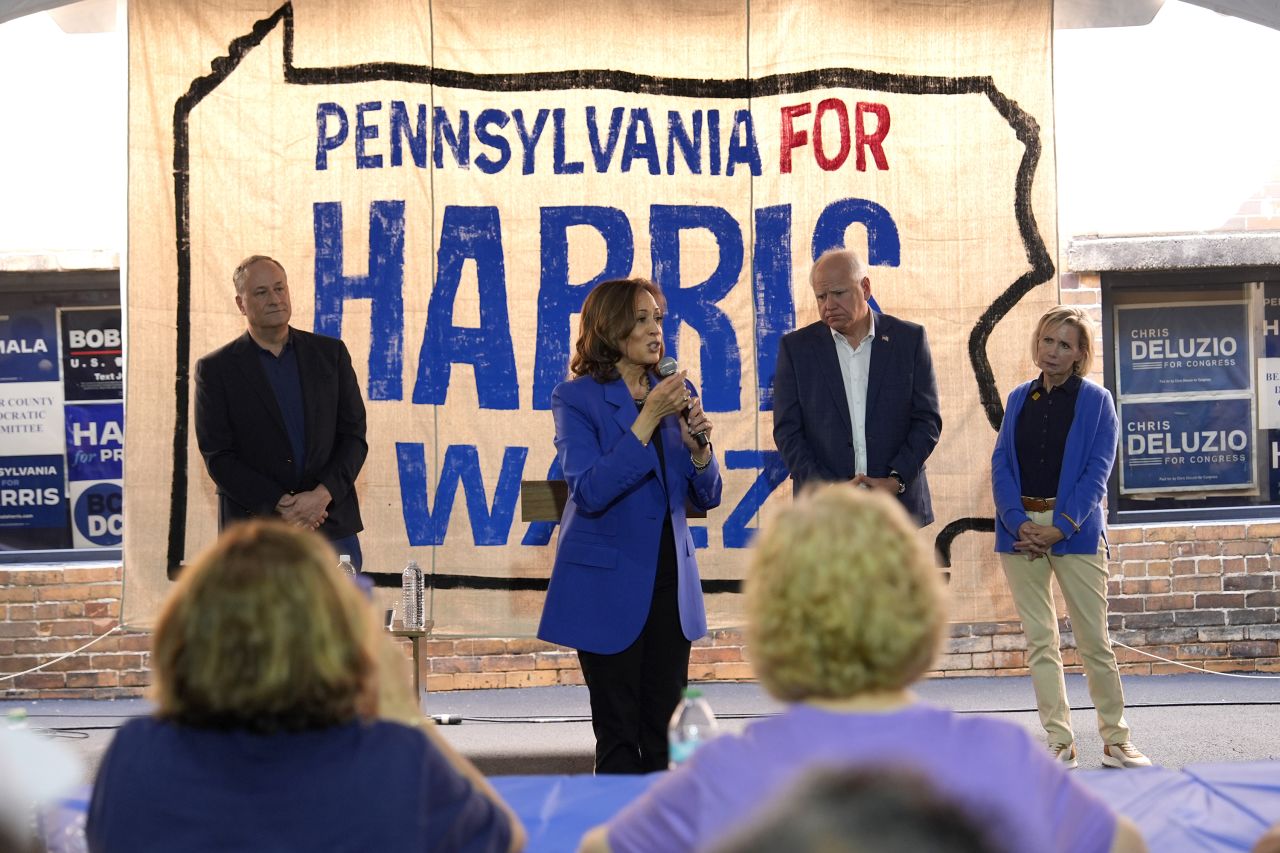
<box><xmin>232</xmin><ymin>255</ymin><xmax>285</xmax><ymax>293</ymax></box>
<box><xmin>810</xmin><ymin>248</ymin><xmax>867</xmax><ymax>285</ymax></box>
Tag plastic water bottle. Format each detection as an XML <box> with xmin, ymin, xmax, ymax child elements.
<box><xmin>401</xmin><ymin>560</ymin><xmax>425</xmax><ymax>630</ymax></box>
<box><xmin>668</xmin><ymin>687</ymin><xmax>718</xmax><ymax>768</ymax></box>
<box><xmin>337</xmin><ymin>554</ymin><xmax>356</xmax><ymax>578</ymax></box>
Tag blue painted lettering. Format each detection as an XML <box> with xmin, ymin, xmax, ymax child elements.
<box><xmin>414</xmin><ymin>206</ymin><xmax>519</xmax><ymax>408</ymax></box>
<box><xmin>313</xmin><ymin>200</ymin><xmax>406</xmax><ymax>401</ymax></box>
<box><xmin>513</xmin><ymin>108</ymin><xmax>550</xmax><ymax>175</ymax></box>
<box><xmin>390</xmin><ymin>101</ymin><xmax>428</xmax><ymax>168</ymax></box>
<box><xmin>433</xmin><ymin>106</ymin><xmax>470</xmax><ymax>168</ymax></box>
<box><xmin>533</xmin><ymin>206</ymin><xmax>634</xmax><ymax>409</ymax></box>
<box><xmin>722</xmin><ymin>450</ymin><xmax>789</xmax><ymax>547</ymax></box>
<box><xmin>474</xmin><ymin>109</ymin><xmax>511</xmax><ymax>174</ymax></box>
<box><xmin>315</xmin><ymin>103</ymin><xmax>348</xmax><ymax>170</ymax></box>
<box><xmin>650</xmin><ymin>205</ymin><xmax>743</xmax><ymax>411</ymax></box>
<box><xmin>753</xmin><ymin>205</ymin><xmax>795</xmax><ymax>410</ymax></box>
<box><xmin>355</xmin><ymin>101</ymin><xmax>383</xmax><ymax>169</ymax></box>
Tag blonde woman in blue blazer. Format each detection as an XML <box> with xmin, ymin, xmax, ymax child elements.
<box><xmin>538</xmin><ymin>278</ymin><xmax>722</xmax><ymax>774</ymax></box>
<box><xmin>992</xmin><ymin>306</ymin><xmax>1151</xmax><ymax>771</ymax></box>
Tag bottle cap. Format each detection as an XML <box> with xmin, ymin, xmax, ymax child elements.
<box><xmin>683</xmin><ymin>687</ymin><xmax>703</xmax><ymax>699</ymax></box>
<box><xmin>339</xmin><ymin>554</ymin><xmax>351</xmax><ymax>562</ymax></box>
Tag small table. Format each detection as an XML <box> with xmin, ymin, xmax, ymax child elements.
<box><xmin>390</xmin><ymin>620</ymin><xmax>434</xmax><ymax>699</ymax></box>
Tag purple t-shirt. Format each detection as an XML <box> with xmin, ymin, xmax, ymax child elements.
<box><xmin>606</xmin><ymin>702</ymin><xmax>1116</xmax><ymax>853</ymax></box>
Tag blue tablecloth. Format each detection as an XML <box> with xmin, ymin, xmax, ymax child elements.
<box><xmin>491</xmin><ymin>762</ymin><xmax>1280</xmax><ymax>853</ymax></box>
<box><xmin>45</xmin><ymin>761</ymin><xmax>1280</xmax><ymax>852</ymax></box>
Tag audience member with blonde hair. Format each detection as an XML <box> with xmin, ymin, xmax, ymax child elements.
<box><xmin>86</xmin><ymin>520</ymin><xmax>523</xmax><ymax>852</ymax></box>
<box><xmin>581</xmin><ymin>485</ymin><xmax>1145</xmax><ymax>853</ymax></box>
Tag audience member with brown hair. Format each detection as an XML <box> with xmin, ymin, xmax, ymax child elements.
<box><xmin>86</xmin><ymin>520</ymin><xmax>523</xmax><ymax>852</ymax></box>
<box><xmin>581</xmin><ymin>485</ymin><xmax>1144</xmax><ymax>853</ymax></box>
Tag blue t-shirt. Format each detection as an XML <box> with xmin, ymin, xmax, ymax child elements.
<box><xmin>87</xmin><ymin>717</ymin><xmax>510</xmax><ymax>853</ymax></box>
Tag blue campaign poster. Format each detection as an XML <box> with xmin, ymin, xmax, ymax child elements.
<box><xmin>1120</xmin><ymin>398</ymin><xmax>1254</xmax><ymax>493</ymax></box>
<box><xmin>1270</xmin><ymin>432</ymin><xmax>1280</xmax><ymax>503</ymax></box>
<box><xmin>1116</xmin><ymin>303</ymin><xmax>1249</xmax><ymax>396</ymax></box>
<box><xmin>0</xmin><ymin>453</ymin><xmax>71</xmax><ymax>549</ymax></box>
<box><xmin>60</xmin><ymin>308</ymin><xmax>123</xmax><ymax>402</ymax></box>
<box><xmin>64</xmin><ymin>403</ymin><xmax>124</xmax><ymax>482</ymax></box>
<box><xmin>1264</xmin><ymin>284</ymin><xmax>1280</xmax><ymax>499</ymax></box>
<box><xmin>1266</xmin><ymin>282</ymin><xmax>1280</xmax><ymax>358</ymax></box>
<box><xmin>70</xmin><ymin>480</ymin><xmax>122</xmax><ymax>547</ymax></box>
<box><xmin>0</xmin><ymin>307</ymin><xmax>59</xmax><ymax>384</ymax></box>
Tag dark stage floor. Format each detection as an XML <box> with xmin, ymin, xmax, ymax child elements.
<box><xmin>6</xmin><ymin>671</ymin><xmax>1279</xmax><ymax>778</ymax></box>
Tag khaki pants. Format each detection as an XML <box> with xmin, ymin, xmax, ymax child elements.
<box><xmin>999</xmin><ymin>510</ymin><xmax>1130</xmax><ymax>747</ymax></box>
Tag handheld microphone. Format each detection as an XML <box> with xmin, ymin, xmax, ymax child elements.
<box><xmin>656</xmin><ymin>357</ymin><xmax>710</xmax><ymax>447</ymax></box>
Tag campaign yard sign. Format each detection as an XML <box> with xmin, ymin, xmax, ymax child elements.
<box><xmin>0</xmin><ymin>307</ymin><xmax>59</xmax><ymax>384</ymax></box>
<box><xmin>1116</xmin><ymin>302</ymin><xmax>1250</xmax><ymax>397</ymax></box>
<box><xmin>1120</xmin><ymin>397</ymin><xmax>1255</xmax><ymax>494</ymax></box>
<box><xmin>0</xmin><ymin>454</ymin><xmax>70</xmax><ymax>550</ymax></box>
<box><xmin>60</xmin><ymin>308</ymin><xmax>124</xmax><ymax>403</ymax></box>
<box><xmin>65</xmin><ymin>403</ymin><xmax>124</xmax><ymax>548</ymax></box>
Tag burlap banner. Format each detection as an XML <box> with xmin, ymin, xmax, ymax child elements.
<box><xmin>124</xmin><ymin>0</ymin><xmax>1057</xmax><ymax>633</ymax></box>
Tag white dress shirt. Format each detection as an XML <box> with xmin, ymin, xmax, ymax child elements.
<box><xmin>831</xmin><ymin>313</ymin><xmax>876</xmax><ymax>476</ymax></box>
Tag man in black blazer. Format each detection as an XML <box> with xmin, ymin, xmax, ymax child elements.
<box><xmin>195</xmin><ymin>255</ymin><xmax>368</xmax><ymax>560</ymax></box>
<box><xmin>772</xmin><ymin>249</ymin><xmax>941</xmax><ymax>525</ymax></box>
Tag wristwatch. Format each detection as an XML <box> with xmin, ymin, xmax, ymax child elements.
<box><xmin>888</xmin><ymin>470</ymin><xmax>906</xmax><ymax>495</ymax></box>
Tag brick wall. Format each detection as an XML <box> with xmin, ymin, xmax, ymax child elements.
<box><xmin>0</xmin><ymin>566</ymin><xmax>149</xmax><ymax>698</ymax></box>
<box><xmin>941</xmin><ymin>522</ymin><xmax>1280</xmax><ymax>677</ymax></box>
<box><xmin>418</xmin><ymin>629</ymin><xmax>755</xmax><ymax>693</ymax></box>
<box><xmin>1220</xmin><ymin>167</ymin><xmax>1280</xmax><ymax>231</ymax></box>
<box><xmin>3</xmin><ymin>535</ymin><xmax>1278</xmax><ymax>700</ymax></box>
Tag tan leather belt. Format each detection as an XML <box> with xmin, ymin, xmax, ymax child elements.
<box><xmin>1021</xmin><ymin>496</ymin><xmax>1056</xmax><ymax>512</ymax></box>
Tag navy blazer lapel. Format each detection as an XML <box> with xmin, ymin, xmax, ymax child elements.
<box><xmin>811</xmin><ymin>324</ymin><xmax>853</xmax><ymax>435</ymax></box>
<box><xmin>866</xmin><ymin>313</ymin><xmax>892</xmax><ymax>415</ymax></box>
<box><xmin>231</xmin><ymin>333</ymin><xmax>289</xmax><ymax>439</ymax></box>
<box><xmin>604</xmin><ymin>376</ymin><xmax>665</xmax><ymax>490</ymax></box>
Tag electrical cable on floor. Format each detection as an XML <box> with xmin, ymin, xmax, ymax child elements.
<box><xmin>1110</xmin><ymin>639</ymin><xmax>1280</xmax><ymax>679</ymax></box>
<box><xmin>0</xmin><ymin>624</ymin><xmax>123</xmax><ymax>681</ymax></box>
<box><xmin>39</xmin><ymin>728</ymin><xmax>90</xmax><ymax>739</ymax></box>
<box><xmin>22</xmin><ymin>692</ymin><xmax>1280</xmax><ymax>735</ymax></box>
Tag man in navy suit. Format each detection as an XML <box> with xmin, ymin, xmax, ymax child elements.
<box><xmin>194</xmin><ymin>255</ymin><xmax>368</xmax><ymax>562</ymax></box>
<box><xmin>772</xmin><ymin>249</ymin><xmax>941</xmax><ymax>525</ymax></box>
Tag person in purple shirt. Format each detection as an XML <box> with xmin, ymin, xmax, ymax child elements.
<box><xmin>582</xmin><ymin>485</ymin><xmax>1146</xmax><ymax>853</ymax></box>
<box><xmin>87</xmin><ymin>520</ymin><xmax>523</xmax><ymax>853</ymax></box>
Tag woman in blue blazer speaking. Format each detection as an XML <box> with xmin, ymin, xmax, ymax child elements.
<box><xmin>538</xmin><ymin>278</ymin><xmax>722</xmax><ymax>774</ymax></box>
<box><xmin>992</xmin><ymin>306</ymin><xmax>1151</xmax><ymax>771</ymax></box>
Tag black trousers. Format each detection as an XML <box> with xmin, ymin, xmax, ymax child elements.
<box><xmin>577</xmin><ymin>581</ymin><xmax>691</xmax><ymax>774</ymax></box>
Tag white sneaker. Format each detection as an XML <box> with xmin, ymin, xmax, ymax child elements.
<box><xmin>1102</xmin><ymin>742</ymin><xmax>1152</xmax><ymax>769</ymax></box>
<box><xmin>1049</xmin><ymin>742</ymin><xmax>1078</xmax><ymax>769</ymax></box>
